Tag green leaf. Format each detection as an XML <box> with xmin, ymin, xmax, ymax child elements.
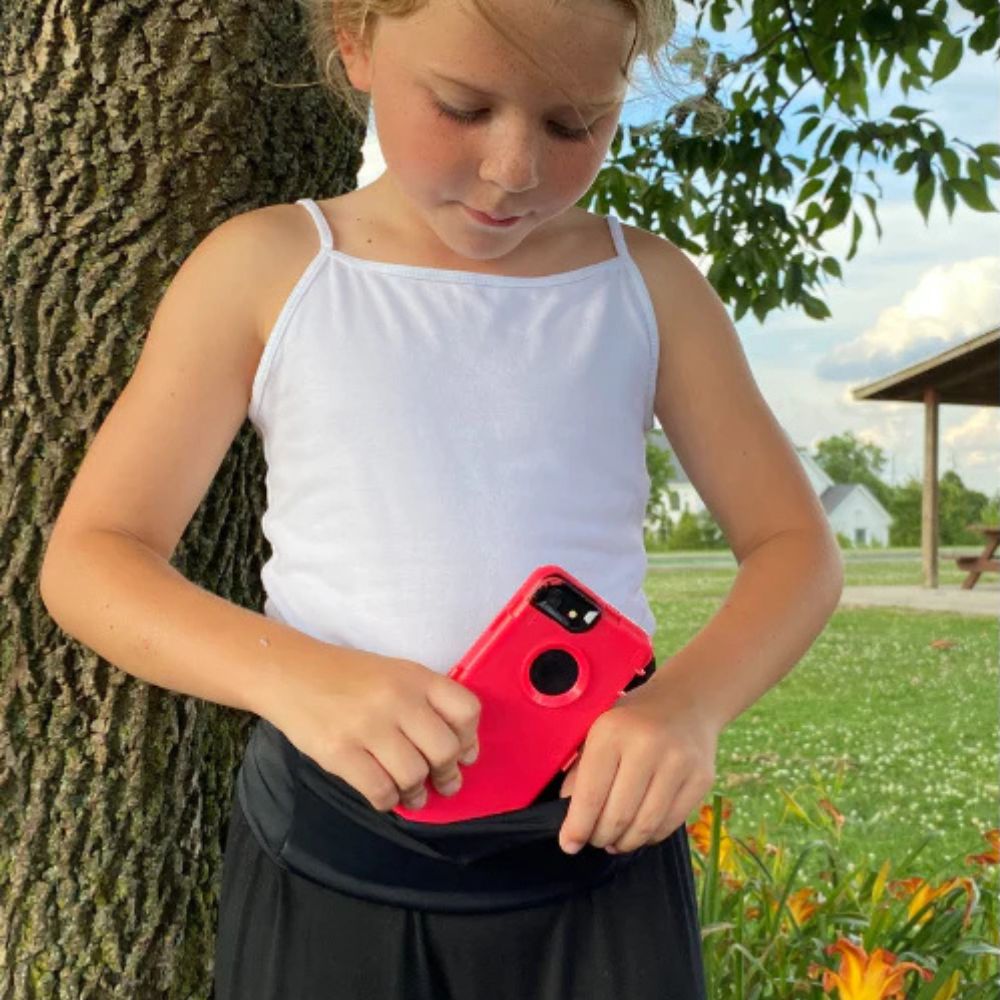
<box><xmin>847</xmin><ymin>212</ymin><xmax>863</xmax><ymax>261</ymax></box>
<box><xmin>941</xmin><ymin>181</ymin><xmax>956</xmax><ymax>218</ymax></box>
<box><xmin>849</xmin><ymin>63</ymin><xmax>869</xmax><ymax>116</ymax></box>
<box><xmin>914</xmin><ymin>171</ymin><xmax>935</xmax><ymax>222</ymax></box>
<box><xmin>931</xmin><ymin>35</ymin><xmax>962</xmax><ymax>82</ymax></box>
<box><xmin>795</xmin><ymin>177</ymin><xmax>824</xmax><ymax>206</ymax></box>
<box><xmin>807</xmin><ymin>156</ymin><xmax>832</xmax><ymax>179</ymax></box>
<box><xmin>786</xmin><ymin>261</ymin><xmax>803</xmax><ymax>303</ymax></box>
<box><xmin>815</xmin><ymin>122</ymin><xmax>836</xmax><ymax>155</ymax></box>
<box><xmin>894</xmin><ymin>151</ymin><xmax>915</xmax><ymax>173</ymax></box>
<box><xmin>970</xmin><ymin>17</ymin><xmax>999</xmax><ymax>54</ymax></box>
<box><xmin>821</xmin><ymin>257</ymin><xmax>842</xmax><ymax>279</ymax></box>
<box><xmin>940</xmin><ymin>148</ymin><xmax>960</xmax><ymax>180</ymax></box>
<box><xmin>797</xmin><ymin>116</ymin><xmax>820</xmax><ymax>144</ymax></box>
<box><xmin>801</xmin><ymin>293</ymin><xmax>831</xmax><ymax>320</ymax></box>
<box><xmin>830</xmin><ymin>128</ymin><xmax>855</xmax><ymax>161</ymax></box>
<box><xmin>889</xmin><ymin>105</ymin><xmax>928</xmax><ymax>121</ymax></box>
<box><xmin>822</xmin><ymin>192</ymin><xmax>852</xmax><ymax>231</ymax></box>
<box><xmin>949</xmin><ymin>178</ymin><xmax>997</xmax><ymax>212</ymax></box>
<box><xmin>877</xmin><ymin>55</ymin><xmax>893</xmax><ymax>92</ymax></box>
<box><xmin>977</xmin><ymin>143</ymin><xmax>1000</xmax><ymax>157</ymax></box>
<box><xmin>980</xmin><ymin>158</ymin><xmax>1000</xmax><ymax>180</ymax></box>
<box><xmin>860</xmin><ymin>4</ymin><xmax>896</xmax><ymax>39</ymax></box>
<box><xmin>862</xmin><ymin>193</ymin><xmax>883</xmax><ymax>239</ymax></box>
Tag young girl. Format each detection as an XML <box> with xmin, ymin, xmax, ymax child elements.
<box><xmin>40</xmin><ymin>0</ymin><xmax>844</xmax><ymax>996</ymax></box>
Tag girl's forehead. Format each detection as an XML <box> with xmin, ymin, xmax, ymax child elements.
<box><xmin>378</xmin><ymin>0</ymin><xmax>634</xmax><ymax>95</ymax></box>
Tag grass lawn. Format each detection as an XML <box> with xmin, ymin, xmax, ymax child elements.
<box><xmin>644</xmin><ymin>549</ymin><xmax>998</xmax><ymax>878</ymax></box>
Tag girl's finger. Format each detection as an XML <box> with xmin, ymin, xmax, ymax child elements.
<box><xmin>558</xmin><ymin>746</ymin><xmax>621</xmax><ymax>854</ymax></box>
<box><xmin>397</xmin><ymin>703</ymin><xmax>467</xmax><ymax>795</ymax></box>
<box><xmin>610</xmin><ymin>767</ymin><xmax>689</xmax><ymax>854</ymax></box>
<box><xmin>590</xmin><ymin>761</ymin><xmax>655</xmax><ymax>848</ymax></box>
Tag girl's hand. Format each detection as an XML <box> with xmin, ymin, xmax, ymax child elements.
<box><xmin>263</xmin><ymin>648</ymin><xmax>481</xmax><ymax>812</ymax></box>
<box><xmin>557</xmin><ymin>680</ymin><xmax>720</xmax><ymax>855</ymax></box>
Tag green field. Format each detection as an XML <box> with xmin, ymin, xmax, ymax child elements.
<box><xmin>644</xmin><ymin>550</ymin><xmax>998</xmax><ymax>878</ymax></box>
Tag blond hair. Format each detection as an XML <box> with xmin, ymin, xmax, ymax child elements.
<box><xmin>284</xmin><ymin>0</ymin><xmax>724</xmax><ymax>137</ymax></box>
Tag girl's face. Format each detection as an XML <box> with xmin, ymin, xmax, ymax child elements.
<box><xmin>338</xmin><ymin>0</ymin><xmax>634</xmax><ymax>263</ymax></box>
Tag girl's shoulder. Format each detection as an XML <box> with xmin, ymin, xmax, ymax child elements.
<box><xmin>244</xmin><ymin>201</ymin><xmax>329</xmax><ymax>351</ymax></box>
<box><xmin>244</xmin><ymin>193</ymin><xmax>383</xmax><ymax>353</ymax></box>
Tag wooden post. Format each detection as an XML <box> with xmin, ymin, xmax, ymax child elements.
<box><xmin>922</xmin><ymin>386</ymin><xmax>939</xmax><ymax>588</ymax></box>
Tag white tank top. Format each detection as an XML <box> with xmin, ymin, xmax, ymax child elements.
<box><xmin>247</xmin><ymin>197</ymin><xmax>659</xmax><ymax>674</ymax></box>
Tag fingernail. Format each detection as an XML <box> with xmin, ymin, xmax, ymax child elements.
<box><xmin>460</xmin><ymin>748</ymin><xmax>478</xmax><ymax>765</ymax></box>
<box><xmin>606</xmin><ymin>845</ymin><xmax>619</xmax><ymax>854</ymax></box>
<box><xmin>440</xmin><ymin>777</ymin><xmax>461</xmax><ymax>796</ymax></box>
<box><xmin>563</xmin><ymin>840</ymin><xmax>582</xmax><ymax>855</ymax></box>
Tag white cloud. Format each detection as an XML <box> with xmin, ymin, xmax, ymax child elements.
<box><xmin>817</xmin><ymin>257</ymin><xmax>1000</xmax><ymax>380</ymax></box>
<box><xmin>943</xmin><ymin>409</ymin><xmax>1000</xmax><ymax>488</ymax></box>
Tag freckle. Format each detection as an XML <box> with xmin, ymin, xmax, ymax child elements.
<box><xmin>259</xmin><ymin>636</ymin><xmax>271</xmax><ymax>647</ymax></box>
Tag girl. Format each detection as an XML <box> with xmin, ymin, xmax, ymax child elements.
<box><xmin>39</xmin><ymin>0</ymin><xmax>844</xmax><ymax>996</ymax></box>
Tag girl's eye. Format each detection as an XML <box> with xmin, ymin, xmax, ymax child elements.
<box><xmin>432</xmin><ymin>100</ymin><xmax>592</xmax><ymax>144</ymax></box>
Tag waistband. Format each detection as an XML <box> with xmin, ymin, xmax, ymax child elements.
<box><xmin>236</xmin><ymin>657</ymin><xmax>657</xmax><ymax>914</ymax></box>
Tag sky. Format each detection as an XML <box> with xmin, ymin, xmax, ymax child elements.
<box><xmin>348</xmin><ymin>4</ymin><xmax>999</xmax><ymax>498</ymax></box>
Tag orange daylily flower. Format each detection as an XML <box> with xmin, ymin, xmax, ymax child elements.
<box><xmin>783</xmin><ymin>886</ymin><xmax>819</xmax><ymax>928</ymax></box>
<box><xmin>966</xmin><ymin>828</ymin><xmax>999</xmax><ymax>867</ymax></box>
<box><xmin>756</xmin><ymin>886</ymin><xmax>819</xmax><ymax>929</ymax></box>
<box><xmin>807</xmin><ymin>936</ymin><xmax>932</xmax><ymax>999</ymax></box>
<box><xmin>818</xmin><ymin>798</ymin><xmax>845</xmax><ymax>829</ymax></box>
<box><xmin>687</xmin><ymin>799</ymin><xmax>741</xmax><ymax>886</ymax></box>
<box><xmin>888</xmin><ymin>876</ymin><xmax>978</xmax><ymax>930</ymax></box>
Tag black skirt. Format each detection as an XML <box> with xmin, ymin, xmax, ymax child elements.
<box><xmin>213</xmin><ymin>659</ymin><xmax>707</xmax><ymax>999</ymax></box>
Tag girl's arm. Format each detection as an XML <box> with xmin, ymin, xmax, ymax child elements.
<box><xmin>644</xmin><ymin>527</ymin><xmax>843</xmax><ymax>731</ymax></box>
<box><xmin>637</xmin><ymin>231</ymin><xmax>844</xmax><ymax>731</ymax></box>
<box><xmin>39</xmin><ymin>526</ymin><xmax>354</xmax><ymax>717</ymax></box>
<box><xmin>37</xmin><ymin>208</ymin><xmax>348</xmax><ymax>719</ymax></box>
<box><xmin>556</xmin><ymin>233</ymin><xmax>843</xmax><ymax>855</ymax></box>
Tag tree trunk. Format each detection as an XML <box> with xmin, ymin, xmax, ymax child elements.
<box><xmin>0</xmin><ymin>3</ymin><xmax>364</xmax><ymax>995</ymax></box>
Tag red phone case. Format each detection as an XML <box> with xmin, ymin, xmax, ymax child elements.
<box><xmin>392</xmin><ymin>563</ymin><xmax>653</xmax><ymax>824</ymax></box>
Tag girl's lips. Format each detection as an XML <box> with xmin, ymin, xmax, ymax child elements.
<box><xmin>464</xmin><ymin>205</ymin><xmax>523</xmax><ymax>227</ymax></box>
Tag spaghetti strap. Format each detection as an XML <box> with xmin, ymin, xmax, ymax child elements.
<box><xmin>605</xmin><ymin>215</ymin><xmax>629</xmax><ymax>263</ymax></box>
<box><xmin>295</xmin><ymin>198</ymin><xmax>334</xmax><ymax>253</ymax></box>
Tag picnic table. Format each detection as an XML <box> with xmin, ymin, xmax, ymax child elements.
<box><xmin>955</xmin><ymin>524</ymin><xmax>1000</xmax><ymax>590</ymax></box>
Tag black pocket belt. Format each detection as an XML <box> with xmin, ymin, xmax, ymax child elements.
<box><xmin>236</xmin><ymin>657</ymin><xmax>658</xmax><ymax>914</ymax></box>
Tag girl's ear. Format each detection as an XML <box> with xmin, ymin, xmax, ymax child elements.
<box><xmin>336</xmin><ymin>27</ymin><xmax>374</xmax><ymax>92</ymax></box>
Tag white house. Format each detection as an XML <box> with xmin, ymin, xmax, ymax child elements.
<box><xmin>645</xmin><ymin>429</ymin><xmax>893</xmax><ymax>546</ymax></box>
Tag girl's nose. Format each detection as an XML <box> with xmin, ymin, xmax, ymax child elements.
<box><xmin>478</xmin><ymin>122</ymin><xmax>540</xmax><ymax>194</ymax></box>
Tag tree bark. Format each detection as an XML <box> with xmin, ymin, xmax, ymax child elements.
<box><xmin>0</xmin><ymin>2</ymin><xmax>364</xmax><ymax>995</ymax></box>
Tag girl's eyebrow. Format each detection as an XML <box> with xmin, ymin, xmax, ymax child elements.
<box><xmin>427</xmin><ymin>70</ymin><xmax>620</xmax><ymax>112</ymax></box>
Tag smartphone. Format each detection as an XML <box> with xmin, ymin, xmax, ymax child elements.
<box><xmin>392</xmin><ymin>563</ymin><xmax>654</xmax><ymax>824</ymax></box>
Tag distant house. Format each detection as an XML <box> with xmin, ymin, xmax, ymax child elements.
<box><xmin>645</xmin><ymin>429</ymin><xmax>892</xmax><ymax>546</ymax></box>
